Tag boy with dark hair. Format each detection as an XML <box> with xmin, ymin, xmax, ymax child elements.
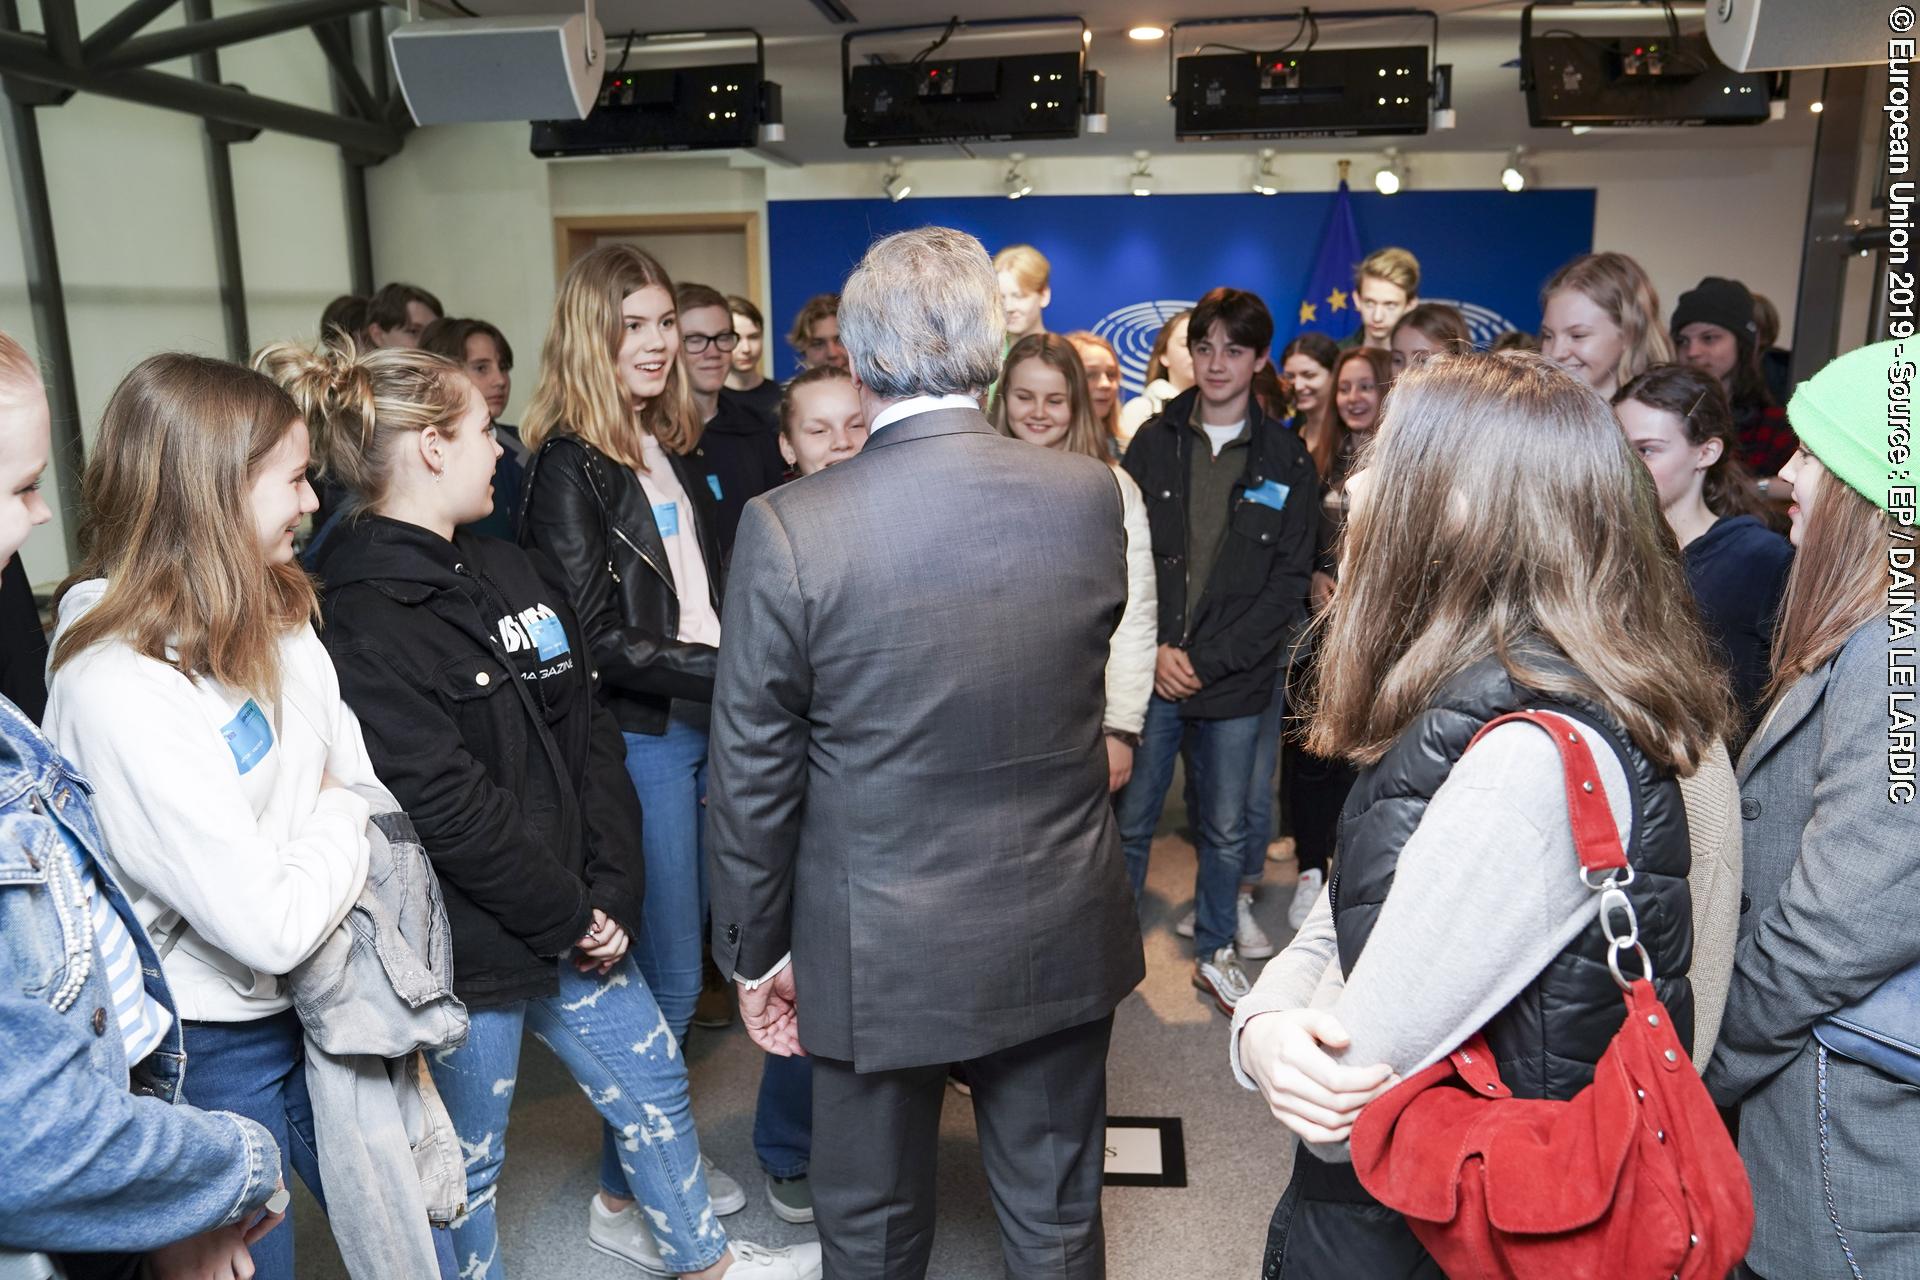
<box><xmin>1119</xmin><ymin>286</ymin><xmax>1318</xmax><ymax>1014</ymax></box>
<box><xmin>365</xmin><ymin>282</ymin><xmax>444</xmax><ymax>349</ymax></box>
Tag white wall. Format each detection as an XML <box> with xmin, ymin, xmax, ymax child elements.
<box><xmin>367</xmin><ymin>136</ymin><xmax>1816</xmax><ymax>427</ymax></box>
<box><xmin>0</xmin><ymin>0</ymin><xmax>356</xmax><ymax>582</ymax></box>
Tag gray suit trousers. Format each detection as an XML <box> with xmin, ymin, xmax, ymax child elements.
<box><xmin>810</xmin><ymin>1015</ymin><xmax>1114</xmax><ymax>1280</ymax></box>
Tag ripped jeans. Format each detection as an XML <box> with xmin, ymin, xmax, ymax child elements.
<box><xmin>429</xmin><ymin>955</ymin><xmax>729</xmax><ymax>1278</ymax></box>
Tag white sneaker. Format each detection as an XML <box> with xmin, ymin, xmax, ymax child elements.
<box><xmin>704</xmin><ymin>1155</ymin><xmax>746</xmax><ymax>1216</ymax></box>
<box><xmin>589</xmin><ymin>1197</ymin><xmax>819</xmax><ymax>1278</ymax></box>
<box><xmin>1235</xmin><ymin>891</ymin><xmax>1276</xmax><ymax>960</ymax></box>
<box><xmin>1289</xmin><ymin>868</ymin><xmax>1326</xmax><ymax>930</ymax></box>
<box><xmin>728</xmin><ymin>1240</ymin><xmax>824</xmax><ymax>1280</ymax></box>
<box><xmin>587</xmin><ymin>1194</ymin><xmax>668</xmax><ymax>1273</ymax></box>
<box><xmin>1193</xmin><ymin>946</ymin><xmax>1252</xmax><ymax>1015</ymax></box>
<box><xmin>1174</xmin><ymin>907</ymin><xmax>1196</xmax><ymax>939</ymax></box>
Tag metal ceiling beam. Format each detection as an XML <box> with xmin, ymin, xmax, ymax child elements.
<box><xmin>313</xmin><ymin>18</ymin><xmax>376</xmax><ymax>120</ymax></box>
<box><xmin>80</xmin><ymin>0</ymin><xmax>181</xmax><ymax>64</ymax></box>
<box><xmin>0</xmin><ymin>29</ymin><xmax>402</xmax><ymax>155</ymax></box>
<box><xmin>91</xmin><ymin>0</ymin><xmax>380</xmax><ymax>71</ymax></box>
<box><xmin>40</xmin><ymin>0</ymin><xmax>81</xmax><ymax>65</ymax></box>
<box><xmin>183</xmin><ymin>0</ymin><xmax>248</xmax><ymax>362</ymax></box>
<box><xmin>1</xmin><ymin>0</ymin><xmax>84</xmax><ymax>564</ymax></box>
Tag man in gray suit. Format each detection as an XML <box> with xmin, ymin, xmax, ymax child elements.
<box><xmin>707</xmin><ymin>226</ymin><xmax>1145</xmax><ymax>1280</ymax></box>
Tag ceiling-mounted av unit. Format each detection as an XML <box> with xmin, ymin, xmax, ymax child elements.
<box><xmin>842</xmin><ymin>16</ymin><xmax>1097</xmax><ymax>148</ymax></box>
<box><xmin>1171</xmin><ymin>9</ymin><xmax>1449</xmax><ymax>141</ymax></box>
<box><xmin>531</xmin><ymin>29</ymin><xmax>782</xmax><ymax>157</ymax></box>
<box><xmin>1521</xmin><ymin>3</ymin><xmax>1784</xmax><ymax>128</ymax></box>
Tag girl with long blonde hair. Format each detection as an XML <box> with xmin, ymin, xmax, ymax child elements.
<box><xmin>518</xmin><ymin>244</ymin><xmax>752</xmax><ymax>1243</ymax></box>
<box><xmin>43</xmin><ymin>354</ymin><xmax>383</xmax><ymax>1280</ymax></box>
<box><xmin>1231</xmin><ymin>352</ymin><xmax>1734</xmax><ymax>1274</ymax></box>
<box><xmin>1703</xmin><ymin>340</ymin><xmax>1920</xmax><ymax>1278</ymax></box>
<box><xmin>1539</xmin><ymin>251</ymin><xmax>1674</xmax><ymax>398</ymax></box>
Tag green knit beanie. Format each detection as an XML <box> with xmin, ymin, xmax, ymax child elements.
<box><xmin>1786</xmin><ymin>339</ymin><xmax>1908</xmax><ymax>512</ymax></box>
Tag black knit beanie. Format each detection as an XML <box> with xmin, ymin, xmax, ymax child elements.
<box><xmin>1670</xmin><ymin>276</ymin><xmax>1758</xmax><ymax>347</ymax></box>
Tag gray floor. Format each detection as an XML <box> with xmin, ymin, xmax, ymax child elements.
<box><xmin>295</xmin><ymin>807</ymin><xmax>1305</xmax><ymax>1279</ymax></box>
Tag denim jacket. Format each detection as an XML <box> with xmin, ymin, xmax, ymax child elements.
<box><xmin>0</xmin><ymin>694</ymin><xmax>279</xmax><ymax>1273</ymax></box>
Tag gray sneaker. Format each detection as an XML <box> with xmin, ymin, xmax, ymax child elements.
<box><xmin>768</xmin><ymin>1173</ymin><xmax>814</xmax><ymax>1224</ymax></box>
<box><xmin>705</xmin><ymin>1156</ymin><xmax>747</xmax><ymax>1215</ymax></box>
<box><xmin>1193</xmin><ymin>945</ymin><xmax>1252</xmax><ymax>1015</ymax></box>
<box><xmin>1174</xmin><ymin>907</ymin><xmax>1196</xmax><ymax>939</ymax></box>
<box><xmin>1235</xmin><ymin>891</ymin><xmax>1277</xmax><ymax>960</ymax></box>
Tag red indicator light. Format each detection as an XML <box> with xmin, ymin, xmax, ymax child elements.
<box><xmin>1634</xmin><ymin>46</ymin><xmax>1644</xmax><ymax>55</ymax></box>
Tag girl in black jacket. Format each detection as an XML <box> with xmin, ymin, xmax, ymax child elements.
<box><xmin>517</xmin><ymin>246</ymin><xmax>747</xmax><ymax>1234</ymax></box>
<box><xmin>257</xmin><ymin>340</ymin><xmax>819</xmax><ymax>1280</ymax></box>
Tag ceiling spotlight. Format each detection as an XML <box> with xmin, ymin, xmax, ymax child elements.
<box><xmin>1373</xmin><ymin>148</ymin><xmax>1405</xmax><ymax>196</ymax></box>
<box><xmin>1251</xmin><ymin>147</ymin><xmax>1280</xmax><ymax>196</ymax></box>
<box><xmin>1004</xmin><ymin>153</ymin><xmax>1034</xmax><ymax>200</ymax></box>
<box><xmin>882</xmin><ymin>156</ymin><xmax>911</xmax><ymax>203</ymax></box>
<box><xmin>1128</xmin><ymin>25</ymin><xmax>1166</xmax><ymax>40</ymax></box>
<box><xmin>1499</xmin><ymin>146</ymin><xmax>1529</xmax><ymax>193</ymax></box>
<box><xmin>1569</xmin><ymin>124</ymin><xmax>1593</xmax><ymax>136</ymax></box>
<box><xmin>1810</xmin><ymin>100</ymin><xmax>1825</xmax><ymax>113</ymax></box>
<box><xmin>1130</xmin><ymin>150</ymin><xmax>1155</xmax><ymax>197</ymax></box>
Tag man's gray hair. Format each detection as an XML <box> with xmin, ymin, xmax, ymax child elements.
<box><xmin>838</xmin><ymin>227</ymin><xmax>1006</xmax><ymax>399</ymax></box>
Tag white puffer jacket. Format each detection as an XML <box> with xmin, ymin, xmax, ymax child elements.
<box><xmin>1104</xmin><ymin>464</ymin><xmax>1157</xmax><ymax>736</ymax></box>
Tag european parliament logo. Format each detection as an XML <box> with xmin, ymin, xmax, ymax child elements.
<box><xmin>1093</xmin><ymin>299</ymin><xmax>1196</xmax><ymax>399</ymax></box>
<box><xmin>1091</xmin><ymin>296</ymin><xmax>1519</xmax><ymax>399</ymax></box>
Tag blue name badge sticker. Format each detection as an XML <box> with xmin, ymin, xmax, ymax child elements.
<box><xmin>1244</xmin><ymin>479</ymin><xmax>1292</xmax><ymax>512</ymax></box>
<box><xmin>706</xmin><ymin>474</ymin><xmax>723</xmax><ymax>502</ymax></box>
<box><xmin>526</xmin><ymin>611</ymin><xmax>572</xmax><ymax>662</ymax></box>
<box><xmin>220</xmin><ymin>698</ymin><xmax>274</xmax><ymax>775</ymax></box>
<box><xmin>653</xmin><ymin>501</ymin><xmax>680</xmax><ymax>538</ymax></box>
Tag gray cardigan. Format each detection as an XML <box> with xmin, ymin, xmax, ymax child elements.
<box><xmin>1704</xmin><ymin>616</ymin><xmax>1920</xmax><ymax>1279</ymax></box>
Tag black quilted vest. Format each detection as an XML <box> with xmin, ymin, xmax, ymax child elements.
<box><xmin>1333</xmin><ymin>649</ymin><xmax>1694</xmax><ymax>1096</ymax></box>
<box><xmin>1265</xmin><ymin>649</ymin><xmax>1695</xmax><ymax>1280</ymax></box>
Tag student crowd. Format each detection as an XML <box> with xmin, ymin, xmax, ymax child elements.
<box><xmin>0</xmin><ymin>223</ymin><xmax>1912</xmax><ymax>1280</ymax></box>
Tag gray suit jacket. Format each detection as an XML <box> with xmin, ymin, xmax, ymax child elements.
<box><xmin>706</xmin><ymin>407</ymin><xmax>1146</xmax><ymax>1072</ymax></box>
<box><xmin>1705</xmin><ymin>615</ymin><xmax>1920</xmax><ymax>1277</ymax></box>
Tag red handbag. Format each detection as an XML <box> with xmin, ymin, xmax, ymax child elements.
<box><xmin>1348</xmin><ymin>710</ymin><xmax>1754</xmax><ymax>1280</ymax></box>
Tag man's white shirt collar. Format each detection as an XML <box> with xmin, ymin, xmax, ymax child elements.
<box><xmin>868</xmin><ymin>393</ymin><xmax>981</xmax><ymax>436</ymax></box>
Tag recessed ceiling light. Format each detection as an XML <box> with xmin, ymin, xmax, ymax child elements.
<box><xmin>1128</xmin><ymin>25</ymin><xmax>1167</xmax><ymax>41</ymax></box>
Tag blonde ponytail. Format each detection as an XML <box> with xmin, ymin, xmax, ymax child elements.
<box><xmin>251</xmin><ymin>336</ymin><xmax>469</xmax><ymax>518</ymax></box>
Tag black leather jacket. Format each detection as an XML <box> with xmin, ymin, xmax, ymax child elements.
<box><xmin>519</xmin><ymin>433</ymin><xmax>722</xmax><ymax>736</ymax></box>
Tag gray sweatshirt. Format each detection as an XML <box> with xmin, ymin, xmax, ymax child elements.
<box><xmin>1228</xmin><ymin>716</ymin><xmax>1687</xmax><ymax>1165</ymax></box>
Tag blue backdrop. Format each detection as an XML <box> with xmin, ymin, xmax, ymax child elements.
<box><xmin>767</xmin><ymin>189</ymin><xmax>1596</xmax><ymax>391</ymax></box>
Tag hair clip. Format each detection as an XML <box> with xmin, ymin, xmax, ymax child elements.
<box><xmin>1684</xmin><ymin>390</ymin><xmax>1709</xmax><ymax>420</ymax></box>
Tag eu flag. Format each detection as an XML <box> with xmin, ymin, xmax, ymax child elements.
<box><xmin>1296</xmin><ymin>180</ymin><xmax>1362</xmax><ymax>341</ymax></box>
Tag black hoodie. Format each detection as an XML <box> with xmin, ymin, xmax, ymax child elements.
<box><xmin>315</xmin><ymin>515</ymin><xmax>644</xmax><ymax>1007</ymax></box>
<box><xmin>690</xmin><ymin>389</ymin><xmax>788</xmax><ymax>564</ymax></box>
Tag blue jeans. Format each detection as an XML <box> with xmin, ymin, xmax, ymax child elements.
<box><xmin>431</xmin><ymin>955</ymin><xmax>728</xmax><ymax>1278</ymax></box>
<box><xmin>1241</xmin><ymin>677</ymin><xmax>1288</xmax><ymax>884</ymax></box>
<box><xmin>1115</xmin><ymin>695</ymin><xmax>1265</xmax><ymax>957</ymax></box>
<box><xmin>622</xmin><ymin>703</ymin><xmax>711</xmax><ymax>1045</ymax></box>
<box><xmin>179</xmin><ymin>1010</ymin><xmax>323</xmax><ymax>1280</ymax></box>
<box><xmin>754</xmin><ymin>1053</ymin><xmax>813</xmax><ymax>1179</ymax></box>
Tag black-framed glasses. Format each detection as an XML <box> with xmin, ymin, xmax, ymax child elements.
<box><xmin>682</xmin><ymin>332</ymin><xmax>740</xmax><ymax>354</ymax></box>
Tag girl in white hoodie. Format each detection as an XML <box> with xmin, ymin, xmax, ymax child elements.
<box><xmin>44</xmin><ymin>353</ymin><xmax>379</xmax><ymax>1280</ymax></box>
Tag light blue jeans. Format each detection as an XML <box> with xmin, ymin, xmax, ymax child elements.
<box><xmin>430</xmin><ymin>955</ymin><xmax>728</xmax><ymax>1278</ymax></box>
<box><xmin>621</xmin><ymin>704</ymin><xmax>711</xmax><ymax>1045</ymax></box>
